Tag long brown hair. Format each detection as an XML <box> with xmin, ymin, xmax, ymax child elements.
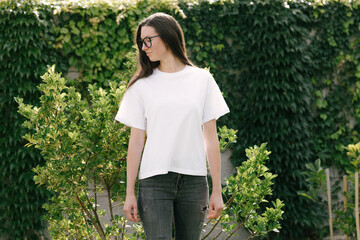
<box><xmin>127</xmin><ymin>13</ymin><xmax>193</xmax><ymax>88</ymax></box>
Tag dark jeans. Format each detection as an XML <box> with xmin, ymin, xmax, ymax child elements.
<box><xmin>137</xmin><ymin>172</ymin><xmax>209</xmax><ymax>240</ymax></box>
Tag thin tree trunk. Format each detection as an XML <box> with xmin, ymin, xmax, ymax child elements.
<box><xmin>120</xmin><ymin>216</ymin><xmax>126</xmax><ymax>240</ymax></box>
<box><xmin>80</xmin><ymin>207</ymin><xmax>93</xmax><ymax>240</ymax></box>
<box><xmin>76</xmin><ymin>195</ymin><xmax>106</xmax><ymax>240</ymax></box>
<box><xmin>202</xmin><ymin>215</ymin><xmax>223</xmax><ymax>240</ymax></box>
<box><xmin>344</xmin><ymin>175</ymin><xmax>349</xmax><ymax>240</ymax></box>
<box><xmin>355</xmin><ymin>171</ymin><xmax>360</xmax><ymax>240</ymax></box>
<box><xmin>212</xmin><ymin>228</ymin><xmax>223</xmax><ymax>240</ymax></box>
<box><xmin>94</xmin><ymin>178</ymin><xmax>97</xmax><ymax>212</ymax></box>
<box><xmin>326</xmin><ymin>169</ymin><xmax>334</xmax><ymax>240</ymax></box>
<box><xmin>224</xmin><ymin>224</ymin><xmax>242</xmax><ymax>240</ymax></box>
<box><xmin>106</xmin><ymin>183</ymin><xmax>114</xmax><ymax>220</ymax></box>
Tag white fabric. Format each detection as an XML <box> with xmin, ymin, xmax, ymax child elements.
<box><xmin>115</xmin><ymin>65</ymin><xmax>230</xmax><ymax>179</ymax></box>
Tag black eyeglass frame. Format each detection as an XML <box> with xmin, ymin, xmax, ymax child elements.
<box><xmin>137</xmin><ymin>35</ymin><xmax>160</xmax><ymax>49</ymax></box>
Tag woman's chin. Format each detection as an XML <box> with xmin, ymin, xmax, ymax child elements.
<box><xmin>149</xmin><ymin>58</ymin><xmax>159</xmax><ymax>63</ymax></box>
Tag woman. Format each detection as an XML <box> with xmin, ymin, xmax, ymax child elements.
<box><xmin>115</xmin><ymin>12</ymin><xmax>230</xmax><ymax>240</ymax></box>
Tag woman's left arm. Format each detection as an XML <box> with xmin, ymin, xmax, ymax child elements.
<box><xmin>203</xmin><ymin>119</ymin><xmax>224</xmax><ymax>219</ymax></box>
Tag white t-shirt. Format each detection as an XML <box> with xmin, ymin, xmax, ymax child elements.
<box><xmin>115</xmin><ymin>65</ymin><xmax>230</xmax><ymax>179</ymax></box>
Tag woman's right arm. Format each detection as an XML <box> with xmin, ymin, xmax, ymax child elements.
<box><xmin>123</xmin><ymin>127</ymin><xmax>145</xmax><ymax>222</ymax></box>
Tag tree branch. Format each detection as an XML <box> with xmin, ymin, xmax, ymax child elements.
<box><xmin>76</xmin><ymin>194</ymin><xmax>106</xmax><ymax>240</ymax></box>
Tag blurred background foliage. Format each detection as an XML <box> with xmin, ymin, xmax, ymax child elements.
<box><xmin>1</xmin><ymin>0</ymin><xmax>360</xmax><ymax>239</ymax></box>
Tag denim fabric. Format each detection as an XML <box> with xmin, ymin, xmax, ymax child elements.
<box><xmin>137</xmin><ymin>172</ymin><xmax>209</xmax><ymax>240</ymax></box>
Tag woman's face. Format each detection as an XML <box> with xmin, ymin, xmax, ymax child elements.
<box><xmin>140</xmin><ymin>26</ymin><xmax>170</xmax><ymax>62</ymax></box>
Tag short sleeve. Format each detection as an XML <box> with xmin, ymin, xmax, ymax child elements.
<box><xmin>202</xmin><ymin>74</ymin><xmax>230</xmax><ymax>123</ymax></box>
<box><xmin>115</xmin><ymin>85</ymin><xmax>146</xmax><ymax>130</ymax></box>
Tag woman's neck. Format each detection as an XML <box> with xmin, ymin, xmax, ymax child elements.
<box><xmin>158</xmin><ymin>55</ymin><xmax>186</xmax><ymax>73</ymax></box>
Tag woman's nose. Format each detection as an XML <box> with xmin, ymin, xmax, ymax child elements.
<box><xmin>142</xmin><ymin>44</ymin><xmax>149</xmax><ymax>51</ymax></box>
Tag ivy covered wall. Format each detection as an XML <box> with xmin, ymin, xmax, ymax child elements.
<box><xmin>1</xmin><ymin>0</ymin><xmax>359</xmax><ymax>239</ymax></box>
<box><xmin>0</xmin><ymin>2</ymin><xmax>62</xmax><ymax>239</ymax></box>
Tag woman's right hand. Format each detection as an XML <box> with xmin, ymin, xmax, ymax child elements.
<box><xmin>123</xmin><ymin>194</ymin><xmax>140</xmax><ymax>222</ymax></box>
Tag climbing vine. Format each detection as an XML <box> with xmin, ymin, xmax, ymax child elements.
<box><xmin>1</xmin><ymin>0</ymin><xmax>360</xmax><ymax>239</ymax></box>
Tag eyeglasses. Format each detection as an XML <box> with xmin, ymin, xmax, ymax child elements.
<box><xmin>137</xmin><ymin>35</ymin><xmax>160</xmax><ymax>49</ymax></box>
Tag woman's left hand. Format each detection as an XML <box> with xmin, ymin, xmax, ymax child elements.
<box><xmin>207</xmin><ymin>192</ymin><xmax>224</xmax><ymax>219</ymax></box>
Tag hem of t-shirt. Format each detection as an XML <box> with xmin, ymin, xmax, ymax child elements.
<box><xmin>139</xmin><ymin>168</ymin><xmax>207</xmax><ymax>180</ymax></box>
<box><xmin>203</xmin><ymin>108</ymin><xmax>230</xmax><ymax>124</ymax></box>
<box><xmin>114</xmin><ymin>116</ymin><xmax>146</xmax><ymax>130</ymax></box>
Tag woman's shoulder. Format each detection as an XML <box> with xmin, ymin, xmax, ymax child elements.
<box><xmin>128</xmin><ymin>74</ymin><xmax>151</xmax><ymax>88</ymax></box>
<box><xmin>126</xmin><ymin>79</ymin><xmax>146</xmax><ymax>96</ymax></box>
<box><xmin>187</xmin><ymin>65</ymin><xmax>213</xmax><ymax>77</ymax></box>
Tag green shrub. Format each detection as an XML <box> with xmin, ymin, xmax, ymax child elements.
<box><xmin>16</xmin><ymin>65</ymin><xmax>130</xmax><ymax>239</ymax></box>
<box><xmin>203</xmin><ymin>143</ymin><xmax>284</xmax><ymax>240</ymax></box>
